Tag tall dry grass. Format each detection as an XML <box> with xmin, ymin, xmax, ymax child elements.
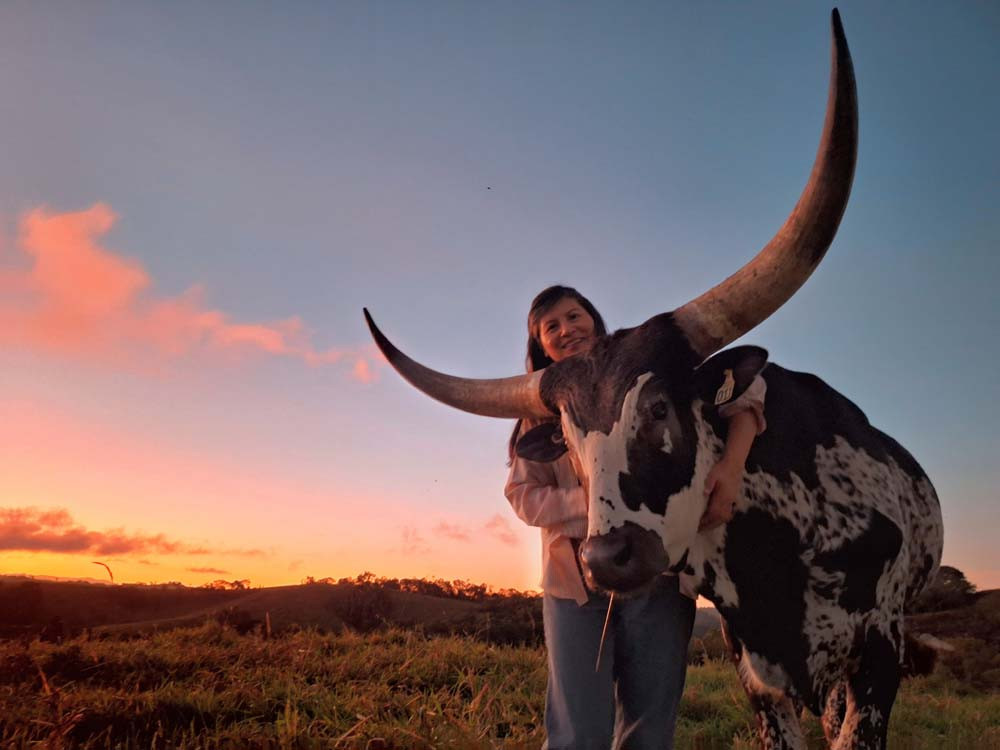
<box><xmin>1</xmin><ymin>622</ymin><xmax>997</xmax><ymax>749</ymax></box>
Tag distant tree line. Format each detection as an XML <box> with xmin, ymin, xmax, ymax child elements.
<box><xmin>302</xmin><ymin>571</ymin><xmax>539</xmax><ymax>603</ymax></box>
<box><xmin>296</xmin><ymin>573</ymin><xmax>544</xmax><ymax>645</ymax></box>
<box><xmin>201</xmin><ymin>579</ymin><xmax>252</xmax><ymax>591</ymax></box>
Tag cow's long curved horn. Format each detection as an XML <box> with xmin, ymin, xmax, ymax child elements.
<box><xmin>364</xmin><ymin>309</ymin><xmax>555</xmax><ymax>419</ymax></box>
<box><xmin>672</xmin><ymin>9</ymin><xmax>858</xmax><ymax>359</ymax></box>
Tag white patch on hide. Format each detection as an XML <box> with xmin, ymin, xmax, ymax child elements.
<box><xmin>662</xmin><ymin>404</ymin><xmax>721</xmax><ymax>569</ymax></box>
<box><xmin>740</xmin><ymin>650</ymin><xmax>791</xmax><ymax>699</ymax></box>
<box><xmin>561</xmin><ymin>373</ymin><xmax>650</xmax><ymax>538</ymax></box>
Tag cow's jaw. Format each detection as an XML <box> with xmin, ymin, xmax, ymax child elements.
<box><xmin>567</xmin><ymin>373</ymin><xmax>715</xmax><ymax>593</ymax></box>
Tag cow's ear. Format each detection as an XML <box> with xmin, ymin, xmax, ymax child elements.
<box><xmin>515</xmin><ymin>422</ymin><xmax>568</xmax><ymax>462</ymax></box>
<box><xmin>693</xmin><ymin>346</ymin><xmax>768</xmax><ymax>407</ymax></box>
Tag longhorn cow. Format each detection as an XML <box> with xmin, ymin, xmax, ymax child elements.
<box><xmin>364</xmin><ymin>11</ymin><xmax>943</xmax><ymax>749</ymax></box>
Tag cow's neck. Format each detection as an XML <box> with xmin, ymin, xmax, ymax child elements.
<box><xmin>678</xmin><ymin>404</ymin><xmax>741</xmax><ymax>609</ymax></box>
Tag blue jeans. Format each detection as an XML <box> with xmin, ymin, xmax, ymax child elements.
<box><xmin>542</xmin><ymin>575</ymin><xmax>695</xmax><ymax>750</ymax></box>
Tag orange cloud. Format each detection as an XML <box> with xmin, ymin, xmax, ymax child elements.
<box><xmin>188</xmin><ymin>566</ymin><xmax>230</xmax><ymax>575</ymax></box>
<box><xmin>0</xmin><ymin>204</ymin><xmax>378</xmax><ymax>378</ymax></box>
<box><xmin>0</xmin><ymin>506</ymin><xmax>264</xmax><ymax>558</ymax></box>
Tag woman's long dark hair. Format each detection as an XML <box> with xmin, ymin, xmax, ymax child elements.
<box><xmin>506</xmin><ymin>285</ymin><xmax>608</xmax><ymax>464</ymax></box>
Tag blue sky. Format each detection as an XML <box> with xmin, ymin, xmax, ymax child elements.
<box><xmin>1</xmin><ymin>2</ymin><xmax>997</xmax><ymax>590</ymax></box>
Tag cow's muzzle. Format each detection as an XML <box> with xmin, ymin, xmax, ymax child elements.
<box><xmin>579</xmin><ymin>523</ymin><xmax>670</xmax><ymax>594</ymax></box>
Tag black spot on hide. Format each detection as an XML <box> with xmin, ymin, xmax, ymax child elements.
<box><xmin>849</xmin><ymin>627</ymin><xmax>901</xmax><ymax>734</ymax></box>
<box><xmin>617</xmin><ymin>400</ymin><xmax>696</xmax><ymax>515</ymax></box>
<box><xmin>721</xmin><ymin>508</ymin><xmax>816</xmax><ymax>710</ymax></box>
<box><xmin>813</xmin><ymin>510</ymin><xmax>903</xmax><ymax>613</ymax></box>
<box><xmin>668</xmin><ymin>549</ymin><xmax>690</xmax><ymax>574</ymax></box>
<box><xmin>702</xmin><ymin>561</ymin><xmax>717</xmax><ymax>595</ymax></box>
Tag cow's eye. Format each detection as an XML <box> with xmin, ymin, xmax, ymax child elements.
<box><xmin>650</xmin><ymin>401</ymin><xmax>669</xmax><ymax>420</ymax></box>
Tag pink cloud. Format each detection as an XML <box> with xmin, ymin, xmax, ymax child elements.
<box><xmin>484</xmin><ymin>514</ymin><xmax>519</xmax><ymax>547</ymax></box>
<box><xmin>433</xmin><ymin>521</ymin><xmax>471</xmax><ymax>542</ymax></box>
<box><xmin>400</xmin><ymin>525</ymin><xmax>430</xmax><ymax>556</ymax></box>
<box><xmin>430</xmin><ymin>516</ymin><xmax>520</xmax><ymax>547</ymax></box>
<box><xmin>353</xmin><ymin>357</ymin><xmax>376</xmax><ymax>383</ymax></box>
<box><xmin>0</xmin><ymin>204</ymin><xmax>378</xmax><ymax>379</ymax></box>
<box><xmin>0</xmin><ymin>506</ymin><xmax>264</xmax><ymax>558</ymax></box>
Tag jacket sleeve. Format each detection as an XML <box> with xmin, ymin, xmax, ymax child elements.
<box><xmin>718</xmin><ymin>374</ymin><xmax>767</xmax><ymax>434</ymax></box>
<box><xmin>504</xmin><ymin>455</ymin><xmax>588</xmax><ymax>530</ymax></box>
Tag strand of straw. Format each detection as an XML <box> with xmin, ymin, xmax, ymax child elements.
<box><xmin>595</xmin><ymin>593</ymin><xmax>615</xmax><ymax>672</ymax></box>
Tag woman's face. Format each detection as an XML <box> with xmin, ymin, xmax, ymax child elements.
<box><xmin>536</xmin><ymin>296</ymin><xmax>597</xmax><ymax>362</ymax></box>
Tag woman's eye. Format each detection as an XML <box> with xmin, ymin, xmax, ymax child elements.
<box><xmin>650</xmin><ymin>401</ymin><xmax>668</xmax><ymax>420</ymax></box>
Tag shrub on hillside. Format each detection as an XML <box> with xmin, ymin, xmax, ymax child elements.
<box><xmin>214</xmin><ymin>607</ymin><xmax>262</xmax><ymax>635</ymax></box>
<box><xmin>336</xmin><ymin>583</ymin><xmax>393</xmax><ymax>632</ymax></box>
<box><xmin>431</xmin><ymin>595</ymin><xmax>544</xmax><ymax>646</ymax></box>
<box><xmin>909</xmin><ymin>565</ymin><xmax>977</xmax><ymax>613</ymax></box>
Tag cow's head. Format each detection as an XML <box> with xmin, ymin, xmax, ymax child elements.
<box><xmin>515</xmin><ymin>334</ymin><xmax>768</xmax><ymax>593</ymax></box>
<box><xmin>364</xmin><ymin>11</ymin><xmax>856</xmax><ymax>594</ymax></box>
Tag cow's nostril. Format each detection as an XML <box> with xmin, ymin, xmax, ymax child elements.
<box><xmin>613</xmin><ymin>539</ymin><xmax>631</xmax><ymax>567</ymax></box>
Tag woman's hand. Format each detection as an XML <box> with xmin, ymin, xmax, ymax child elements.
<box><xmin>699</xmin><ymin>458</ymin><xmax>743</xmax><ymax>531</ymax></box>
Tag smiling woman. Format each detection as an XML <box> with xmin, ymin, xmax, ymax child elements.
<box><xmin>536</xmin><ymin>296</ymin><xmax>597</xmax><ymax>362</ymax></box>
<box><xmin>496</xmin><ymin>284</ymin><xmax>769</xmax><ymax>748</ymax></box>
<box><xmin>504</xmin><ymin>285</ymin><xmax>608</xmax><ymax>465</ymax></box>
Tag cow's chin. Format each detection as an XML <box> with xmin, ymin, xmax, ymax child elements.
<box><xmin>579</xmin><ymin>522</ymin><xmax>670</xmax><ymax>597</ymax></box>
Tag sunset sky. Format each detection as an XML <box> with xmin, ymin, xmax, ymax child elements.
<box><xmin>2</xmin><ymin>3</ymin><xmax>998</xmax><ymax>593</ymax></box>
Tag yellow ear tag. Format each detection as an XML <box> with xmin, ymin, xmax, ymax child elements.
<box><xmin>715</xmin><ymin>369</ymin><xmax>735</xmax><ymax>405</ymax></box>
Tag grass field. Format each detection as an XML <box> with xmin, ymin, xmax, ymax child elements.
<box><xmin>2</xmin><ymin>623</ymin><xmax>998</xmax><ymax>749</ymax></box>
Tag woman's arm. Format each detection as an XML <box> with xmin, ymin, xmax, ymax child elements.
<box><xmin>699</xmin><ymin>375</ymin><xmax>767</xmax><ymax>531</ymax></box>
<box><xmin>504</xmin><ymin>456</ymin><xmax>587</xmax><ymax>530</ymax></box>
<box><xmin>699</xmin><ymin>410</ymin><xmax>757</xmax><ymax>530</ymax></box>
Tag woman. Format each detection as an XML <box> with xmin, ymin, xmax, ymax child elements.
<box><xmin>504</xmin><ymin>285</ymin><xmax>765</xmax><ymax>749</ymax></box>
